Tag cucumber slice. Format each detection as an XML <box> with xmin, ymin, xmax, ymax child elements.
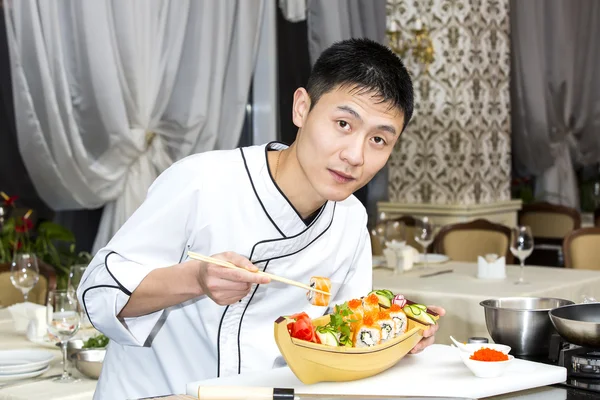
<box><xmin>316</xmin><ymin>329</ymin><xmax>340</xmax><ymax>346</ymax></box>
<box><xmin>408</xmin><ymin>305</ymin><xmax>421</xmax><ymax>315</ymax></box>
<box><xmin>369</xmin><ymin>290</ymin><xmax>392</xmax><ymax>308</ymax></box>
<box><xmin>376</xmin><ymin>289</ymin><xmax>395</xmax><ymax>300</ymax></box>
<box><xmin>419</xmin><ymin>312</ymin><xmax>437</xmax><ymax>325</ymax></box>
<box><xmin>404</xmin><ymin>305</ymin><xmax>437</xmax><ymax>325</ymax></box>
<box><xmin>376</xmin><ymin>294</ymin><xmax>391</xmax><ymax>308</ymax></box>
<box><xmin>413</xmin><ymin>304</ymin><xmax>427</xmax><ymax>311</ymax></box>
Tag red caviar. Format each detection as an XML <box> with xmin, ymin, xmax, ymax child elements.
<box><xmin>389</xmin><ymin>304</ymin><xmax>402</xmax><ymax>312</ymax></box>
<box><xmin>365</xmin><ymin>293</ymin><xmax>379</xmax><ymax>305</ymax></box>
<box><xmin>348</xmin><ymin>299</ymin><xmax>362</xmax><ymax>309</ymax></box>
<box><xmin>362</xmin><ymin>314</ymin><xmax>374</xmax><ymax>326</ymax></box>
<box><xmin>470</xmin><ymin>348</ymin><xmax>509</xmax><ymax>362</ymax></box>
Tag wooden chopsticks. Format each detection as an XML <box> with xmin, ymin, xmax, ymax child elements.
<box><xmin>187</xmin><ymin>251</ymin><xmax>330</xmax><ymax>296</ymax></box>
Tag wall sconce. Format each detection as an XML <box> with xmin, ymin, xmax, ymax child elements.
<box><xmin>386</xmin><ymin>17</ymin><xmax>435</xmax><ymax>68</ymax></box>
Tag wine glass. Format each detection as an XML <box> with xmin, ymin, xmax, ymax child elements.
<box><xmin>68</xmin><ymin>264</ymin><xmax>92</xmax><ymax>327</ymax></box>
<box><xmin>372</xmin><ymin>212</ymin><xmax>389</xmax><ymax>251</ymax></box>
<box><xmin>10</xmin><ymin>253</ymin><xmax>40</xmax><ymax>303</ymax></box>
<box><xmin>386</xmin><ymin>220</ymin><xmax>406</xmax><ymax>244</ymax></box>
<box><xmin>47</xmin><ymin>290</ymin><xmax>81</xmax><ymax>382</ymax></box>
<box><xmin>415</xmin><ymin>217</ymin><xmax>435</xmax><ymax>269</ymax></box>
<box><xmin>510</xmin><ymin>226</ymin><xmax>534</xmax><ymax>285</ymax></box>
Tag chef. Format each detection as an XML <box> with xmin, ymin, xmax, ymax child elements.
<box><xmin>77</xmin><ymin>38</ymin><xmax>445</xmax><ymax>399</ymax></box>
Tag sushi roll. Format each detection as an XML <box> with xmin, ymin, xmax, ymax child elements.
<box><xmin>362</xmin><ymin>293</ymin><xmax>380</xmax><ymax>314</ymax></box>
<box><xmin>352</xmin><ymin>314</ymin><xmax>381</xmax><ymax>348</ymax></box>
<box><xmin>345</xmin><ymin>298</ymin><xmax>364</xmax><ymax>322</ymax></box>
<box><xmin>374</xmin><ymin>310</ymin><xmax>395</xmax><ymax>343</ymax></box>
<box><xmin>388</xmin><ymin>303</ymin><xmax>408</xmax><ymax>336</ymax></box>
<box><xmin>306</xmin><ymin>276</ymin><xmax>331</xmax><ymax>306</ymax></box>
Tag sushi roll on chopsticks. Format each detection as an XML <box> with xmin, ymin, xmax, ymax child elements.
<box><xmin>388</xmin><ymin>303</ymin><xmax>408</xmax><ymax>336</ymax></box>
<box><xmin>374</xmin><ymin>310</ymin><xmax>395</xmax><ymax>343</ymax></box>
<box><xmin>306</xmin><ymin>276</ymin><xmax>331</xmax><ymax>306</ymax></box>
<box><xmin>352</xmin><ymin>314</ymin><xmax>381</xmax><ymax>348</ymax></box>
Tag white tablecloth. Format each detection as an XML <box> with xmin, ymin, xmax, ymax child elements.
<box><xmin>373</xmin><ymin>262</ymin><xmax>600</xmax><ymax>345</ymax></box>
<box><xmin>0</xmin><ymin>309</ymin><xmax>97</xmax><ymax>400</ymax></box>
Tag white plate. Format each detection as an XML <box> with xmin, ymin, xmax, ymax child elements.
<box><xmin>0</xmin><ymin>350</ymin><xmax>54</xmax><ymax>375</ymax></box>
<box><xmin>0</xmin><ymin>365</ymin><xmax>50</xmax><ymax>382</ymax></box>
<box><xmin>416</xmin><ymin>254</ymin><xmax>450</xmax><ymax>264</ymax></box>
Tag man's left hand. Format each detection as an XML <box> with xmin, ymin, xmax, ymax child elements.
<box><xmin>409</xmin><ymin>305</ymin><xmax>446</xmax><ymax>354</ymax></box>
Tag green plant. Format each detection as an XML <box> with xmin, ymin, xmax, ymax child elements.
<box><xmin>511</xmin><ymin>177</ymin><xmax>535</xmax><ymax>204</ymax></box>
<box><xmin>511</xmin><ymin>177</ymin><xmax>565</xmax><ymax>206</ymax></box>
<box><xmin>0</xmin><ymin>192</ymin><xmax>91</xmax><ymax>289</ymax></box>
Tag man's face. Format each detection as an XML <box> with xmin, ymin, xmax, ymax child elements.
<box><xmin>292</xmin><ymin>85</ymin><xmax>405</xmax><ymax>202</ymax></box>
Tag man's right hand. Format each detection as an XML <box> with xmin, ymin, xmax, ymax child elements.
<box><xmin>195</xmin><ymin>251</ymin><xmax>270</xmax><ymax>306</ymax></box>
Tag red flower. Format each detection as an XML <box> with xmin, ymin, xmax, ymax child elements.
<box><xmin>15</xmin><ymin>218</ymin><xmax>33</xmax><ymax>233</ymax></box>
<box><xmin>5</xmin><ymin>196</ymin><xmax>18</xmax><ymax>207</ymax></box>
<box><xmin>1</xmin><ymin>193</ymin><xmax>18</xmax><ymax>207</ymax></box>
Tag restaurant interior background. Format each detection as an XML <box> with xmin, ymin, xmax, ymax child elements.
<box><xmin>0</xmin><ymin>0</ymin><xmax>599</xmax><ymax>278</ymax></box>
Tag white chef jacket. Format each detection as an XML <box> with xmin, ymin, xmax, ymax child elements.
<box><xmin>77</xmin><ymin>142</ymin><xmax>373</xmax><ymax>399</ymax></box>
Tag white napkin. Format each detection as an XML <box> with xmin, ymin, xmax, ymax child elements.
<box><xmin>383</xmin><ymin>241</ymin><xmax>419</xmax><ymax>272</ymax></box>
<box><xmin>7</xmin><ymin>302</ymin><xmax>46</xmax><ymax>337</ymax></box>
<box><xmin>477</xmin><ymin>254</ymin><xmax>506</xmax><ymax>279</ymax></box>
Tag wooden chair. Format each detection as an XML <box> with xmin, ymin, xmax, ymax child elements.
<box><xmin>518</xmin><ymin>202</ymin><xmax>581</xmax><ymax>267</ymax></box>
<box><xmin>433</xmin><ymin>219</ymin><xmax>514</xmax><ymax>264</ymax></box>
<box><xmin>0</xmin><ymin>259</ymin><xmax>57</xmax><ymax>307</ymax></box>
<box><xmin>519</xmin><ymin>202</ymin><xmax>581</xmax><ymax>239</ymax></box>
<box><xmin>563</xmin><ymin>227</ymin><xmax>600</xmax><ymax>270</ymax></box>
<box><xmin>369</xmin><ymin>230</ymin><xmax>383</xmax><ymax>256</ymax></box>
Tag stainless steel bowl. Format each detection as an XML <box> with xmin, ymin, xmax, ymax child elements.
<box><xmin>66</xmin><ymin>339</ymin><xmax>84</xmax><ymax>359</ymax></box>
<box><xmin>70</xmin><ymin>349</ymin><xmax>106</xmax><ymax>379</ymax></box>
<box><xmin>480</xmin><ymin>297</ymin><xmax>574</xmax><ymax>355</ymax></box>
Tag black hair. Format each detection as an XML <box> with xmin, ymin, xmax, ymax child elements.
<box><xmin>306</xmin><ymin>38</ymin><xmax>414</xmax><ymax>132</ymax></box>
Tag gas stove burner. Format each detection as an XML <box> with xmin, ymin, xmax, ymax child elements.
<box><xmin>572</xmin><ymin>352</ymin><xmax>600</xmax><ymax>376</ymax></box>
<box><xmin>566</xmin><ymin>377</ymin><xmax>600</xmax><ymax>392</ymax></box>
<box><xmin>546</xmin><ymin>333</ymin><xmax>600</xmax><ymax>380</ymax></box>
<box><xmin>535</xmin><ymin>334</ymin><xmax>600</xmax><ymax>393</ymax></box>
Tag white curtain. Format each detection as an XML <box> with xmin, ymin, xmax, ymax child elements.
<box><xmin>511</xmin><ymin>0</ymin><xmax>600</xmax><ymax>209</ymax></box>
<box><xmin>306</xmin><ymin>0</ymin><xmax>387</xmax><ymax>65</ymax></box>
<box><xmin>278</xmin><ymin>0</ymin><xmax>307</xmax><ymax>22</ymax></box>
<box><xmin>4</xmin><ymin>0</ymin><xmax>264</xmax><ymax>251</ymax></box>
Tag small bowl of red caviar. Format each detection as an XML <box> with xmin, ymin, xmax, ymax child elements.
<box><xmin>458</xmin><ymin>347</ymin><xmax>514</xmax><ymax>378</ymax></box>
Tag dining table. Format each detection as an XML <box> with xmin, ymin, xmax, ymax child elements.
<box><xmin>0</xmin><ymin>308</ymin><xmax>97</xmax><ymax>400</ymax></box>
<box><xmin>372</xmin><ymin>260</ymin><xmax>600</xmax><ymax>345</ymax></box>
<box><xmin>3</xmin><ymin>260</ymin><xmax>600</xmax><ymax>400</ymax></box>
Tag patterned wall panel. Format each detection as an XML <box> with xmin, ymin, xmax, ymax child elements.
<box><xmin>387</xmin><ymin>0</ymin><xmax>511</xmax><ymax>205</ymax></box>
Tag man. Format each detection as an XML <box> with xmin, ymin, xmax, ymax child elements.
<box><xmin>78</xmin><ymin>38</ymin><xmax>445</xmax><ymax>399</ymax></box>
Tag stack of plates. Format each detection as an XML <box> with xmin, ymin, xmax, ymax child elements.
<box><xmin>0</xmin><ymin>349</ymin><xmax>54</xmax><ymax>382</ymax></box>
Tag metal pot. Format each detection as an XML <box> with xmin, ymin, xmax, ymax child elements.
<box><xmin>480</xmin><ymin>297</ymin><xmax>574</xmax><ymax>355</ymax></box>
<box><xmin>549</xmin><ymin>303</ymin><xmax>600</xmax><ymax>348</ymax></box>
